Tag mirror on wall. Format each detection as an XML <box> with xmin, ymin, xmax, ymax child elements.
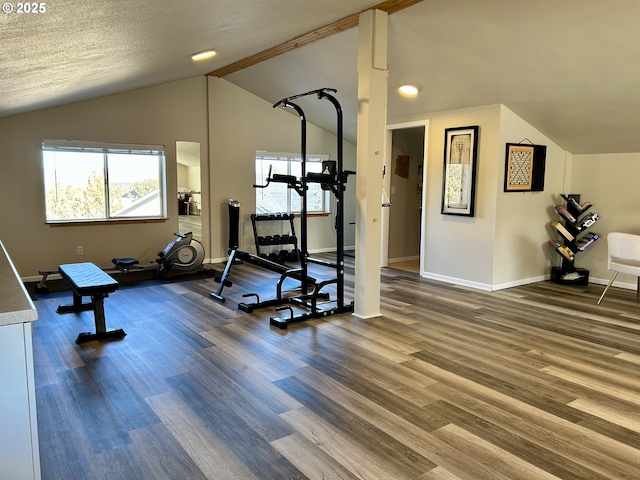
<box><xmin>176</xmin><ymin>141</ymin><xmax>202</xmax><ymax>240</ymax></box>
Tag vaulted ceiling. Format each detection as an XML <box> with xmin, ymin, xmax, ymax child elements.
<box><xmin>3</xmin><ymin>0</ymin><xmax>640</xmax><ymax>154</ymax></box>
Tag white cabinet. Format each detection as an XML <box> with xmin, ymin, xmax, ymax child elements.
<box><xmin>0</xmin><ymin>241</ymin><xmax>40</xmax><ymax>480</ymax></box>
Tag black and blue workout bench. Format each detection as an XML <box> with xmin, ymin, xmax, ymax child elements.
<box><xmin>56</xmin><ymin>262</ymin><xmax>125</xmax><ymax>344</ymax></box>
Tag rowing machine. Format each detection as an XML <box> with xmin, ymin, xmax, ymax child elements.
<box><xmin>37</xmin><ymin>232</ymin><xmax>205</xmax><ymax>292</ymax></box>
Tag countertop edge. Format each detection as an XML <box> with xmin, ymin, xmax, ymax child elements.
<box><xmin>0</xmin><ymin>240</ymin><xmax>38</xmax><ymax>327</ymax></box>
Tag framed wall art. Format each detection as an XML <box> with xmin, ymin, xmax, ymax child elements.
<box><xmin>504</xmin><ymin>142</ymin><xmax>547</xmax><ymax>192</ymax></box>
<box><xmin>441</xmin><ymin>125</ymin><xmax>479</xmax><ymax>216</ymax></box>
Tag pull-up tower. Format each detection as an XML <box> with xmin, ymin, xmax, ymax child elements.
<box><xmin>241</xmin><ymin>87</ymin><xmax>354</xmax><ymax>328</ymax></box>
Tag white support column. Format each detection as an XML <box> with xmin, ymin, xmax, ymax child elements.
<box><xmin>354</xmin><ymin>9</ymin><xmax>389</xmax><ymax>319</ymax></box>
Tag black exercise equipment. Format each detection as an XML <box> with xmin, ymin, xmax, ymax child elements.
<box><xmin>251</xmin><ymin>212</ymin><xmax>299</xmax><ymax>263</ymax></box>
<box><xmin>220</xmin><ymin>87</ymin><xmax>354</xmax><ymax>328</ymax></box>
<box><xmin>56</xmin><ymin>262</ymin><xmax>125</xmax><ymax>344</ymax></box>
<box><xmin>209</xmin><ymin>200</ymin><xmax>316</xmax><ymax>303</ymax></box>
<box><xmin>153</xmin><ymin>231</ymin><xmax>206</xmax><ymax>277</ymax></box>
<box><xmin>37</xmin><ymin>231</ymin><xmax>206</xmax><ymax>292</ymax></box>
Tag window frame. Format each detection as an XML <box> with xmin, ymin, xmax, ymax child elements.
<box><xmin>255</xmin><ymin>151</ymin><xmax>330</xmax><ymax>215</ymax></box>
<box><xmin>42</xmin><ymin>140</ymin><xmax>167</xmax><ymax>224</ymax></box>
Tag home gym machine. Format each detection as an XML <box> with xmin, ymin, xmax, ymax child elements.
<box><xmin>221</xmin><ymin>87</ymin><xmax>354</xmax><ymax>329</ymax></box>
<box><xmin>210</xmin><ymin>199</ymin><xmax>317</xmax><ymax>303</ymax></box>
<box><xmin>37</xmin><ymin>231</ymin><xmax>206</xmax><ymax>292</ymax></box>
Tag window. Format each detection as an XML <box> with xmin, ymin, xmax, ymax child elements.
<box><xmin>42</xmin><ymin>140</ymin><xmax>166</xmax><ymax>223</ymax></box>
<box><xmin>255</xmin><ymin>151</ymin><xmax>329</xmax><ymax>214</ymax></box>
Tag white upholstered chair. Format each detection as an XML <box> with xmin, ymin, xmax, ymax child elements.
<box><xmin>597</xmin><ymin>232</ymin><xmax>640</xmax><ymax>305</ymax></box>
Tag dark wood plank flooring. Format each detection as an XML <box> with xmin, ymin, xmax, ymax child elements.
<box><xmin>29</xmin><ymin>258</ymin><xmax>640</xmax><ymax>479</ymax></box>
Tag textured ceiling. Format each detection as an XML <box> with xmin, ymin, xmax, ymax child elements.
<box><xmin>0</xmin><ymin>0</ymin><xmax>377</xmax><ymax>115</ymax></box>
<box><xmin>3</xmin><ymin>0</ymin><xmax>640</xmax><ymax>154</ymax></box>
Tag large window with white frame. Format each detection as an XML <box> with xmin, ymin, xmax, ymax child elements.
<box><xmin>42</xmin><ymin>140</ymin><xmax>166</xmax><ymax>223</ymax></box>
<box><xmin>255</xmin><ymin>151</ymin><xmax>330</xmax><ymax>214</ymax></box>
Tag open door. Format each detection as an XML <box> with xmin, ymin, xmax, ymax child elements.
<box><xmin>383</xmin><ymin>121</ymin><xmax>428</xmax><ymax>273</ymax></box>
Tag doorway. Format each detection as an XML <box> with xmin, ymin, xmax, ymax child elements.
<box><xmin>383</xmin><ymin>121</ymin><xmax>428</xmax><ymax>274</ymax></box>
<box><xmin>176</xmin><ymin>141</ymin><xmax>202</xmax><ymax>240</ymax></box>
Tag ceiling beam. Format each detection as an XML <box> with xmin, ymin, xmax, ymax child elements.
<box><xmin>207</xmin><ymin>0</ymin><xmax>422</xmax><ymax>78</ymax></box>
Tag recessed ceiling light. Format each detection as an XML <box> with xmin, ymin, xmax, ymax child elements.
<box><xmin>191</xmin><ymin>50</ymin><xmax>217</xmax><ymax>61</ymax></box>
<box><xmin>399</xmin><ymin>85</ymin><xmax>419</xmax><ymax>96</ymax></box>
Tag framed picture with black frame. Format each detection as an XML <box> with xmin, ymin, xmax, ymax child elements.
<box><xmin>441</xmin><ymin>125</ymin><xmax>479</xmax><ymax>216</ymax></box>
<box><xmin>504</xmin><ymin>142</ymin><xmax>547</xmax><ymax>192</ymax></box>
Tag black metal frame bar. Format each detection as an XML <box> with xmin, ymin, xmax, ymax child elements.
<box><xmin>267</xmin><ymin>88</ymin><xmax>353</xmax><ymax>328</ymax></box>
<box><xmin>211</xmin><ymin>88</ymin><xmax>354</xmax><ymax>328</ymax></box>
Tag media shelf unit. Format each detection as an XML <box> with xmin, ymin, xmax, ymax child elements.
<box><xmin>549</xmin><ymin>194</ymin><xmax>600</xmax><ymax>285</ymax></box>
<box><xmin>250</xmin><ymin>213</ymin><xmax>299</xmax><ymax>263</ymax></box>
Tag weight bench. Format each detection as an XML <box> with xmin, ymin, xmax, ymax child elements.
<box><xmin>56</xmin><ymin>262</ymin><xmax>125</xmax><ymax>344</ymax></box>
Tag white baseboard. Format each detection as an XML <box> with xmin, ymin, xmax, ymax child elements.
<box><xmin>309</xmin><ymin>247</ymin><xmax>356</xmax><ymax>255</ymax></box>
<box><xmin>308</xmin><ymin>247</ymin><xmax>340</xmax><ymax>254</ymax></box>
<box><xmin>589</xmin><ymin>276</ymin><xmax>637</xmax><ymax>290</ymax></box>
<box><xmin>418</xmin><ymin>272</ymin><xmax>549</xmax><ymax>292</ymax></box>
<box><xmin>419</xmin><ymin>272</ymin><xmax>493</xmax><ymax>292</ymax></box>
<box><xmin>492</xmin><ymin>275</ymin><xmax>550</xmax><ymax>291</ymax></box>
<box><xmin>201</xmin><ymin>247</ymin><xmax>355</xmax><ymax>266</ymax></box>
<box><xmin>388</xmin><ymin>256</ymin><xmax>420</xmax><ymax>264</ymax></box>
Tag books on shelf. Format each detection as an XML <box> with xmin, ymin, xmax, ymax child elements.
<box><xmin>554</xmin><ymin>205</ymin><xmax>576</xmax><ymax>224</ymax></box>
<box><xmin>553</xmin><ymin>206</ymin><xmax>599</xmax><ymax>232</ymax></box>
<box><xmin>575</xmin><ymin>231</ymin><xmax>600</xmax><ymax>251</ymax></box>
<box><xmin>550</xmin><ymin>194</ymin><xmax>597</xmax><ymax>284</ymax></box>
<box><xmin>561</xmin><ymin>194</ymin><xmax>592</xmax><ymax>213</ymax></box>
<box><xmin>549</xmin><ymin>240</ymin><xmax>575</xmax><ymax>261</ymax></box>
<box><xmin>551</xmin><ymin>221</ymin><xmax>575</xmax><ymax>242</ymax></box>
<box><xmin>574</xmin><ymin>212</ymin><xmax>599</xmax><ymax>232</ymax></box>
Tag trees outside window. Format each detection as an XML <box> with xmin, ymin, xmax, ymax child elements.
<box><xmin>43</xmin><ymin>140</ymin><xmax>166</xmax><ymax>222</ymax></box>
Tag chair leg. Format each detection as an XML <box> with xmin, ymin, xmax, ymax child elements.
<box><xmin>597</xmin><ymin>272</ymin><xmax>619</xmax><ymax>305</ymax></box>
<box><xmin>637</xmin><ymin>277</ymin><xmax>640</xmax><ymax>304</ymax></box>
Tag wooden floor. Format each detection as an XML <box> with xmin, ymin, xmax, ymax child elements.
<box><xmin>388</xmin><ymin>259</ymin><xmax>421</xmax><ymax>273</ymax></box>
<box><xmin>178</xmin><ymin>214</ymin><xmax>202</xmax><ymax>241</ymax></box>
<box><xmin>29</xmin><ymin>258</ymin><xmax>640</xmax><ymax>479</ymax></box>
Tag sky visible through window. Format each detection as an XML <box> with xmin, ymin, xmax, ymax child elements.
<box><xmin>43</xmin><ymin>144</ymin><xmax>165</xmax><ymax>221</ymax></box>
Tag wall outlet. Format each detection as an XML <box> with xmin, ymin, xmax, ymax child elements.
<box><xmin>77</xmin><ymin>246</ymin><xmax>83</xmax><ymax>256</ymax></box>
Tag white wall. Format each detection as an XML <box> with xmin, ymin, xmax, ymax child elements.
<box><xmin>494</xmin><ymin>105</ymin><xmax>569</xmax><ymax>288</ymax></box>
<box><xmin>570</xmin><ymin>152</ymin><xmax>640</xmax><ymax>287</ymax></box>
<box><xmin>0</xmin><ymin>76</ymin><xmax>209</xmax><ymax>276</ymax></box>
<box><xmin>177</xmin><ymin>164</ymin><xmax>201</xmax><ymax>193</ymax></box>
<box><xmin>0</xmin><ymin>75</ymin><xmax>355</xmax><ymax>275</ymax></box>
<box><xmin>2</xmin><ymin>67</ymin><xmax>630</xmax><ymax>290</ymax></box>
<box><xmin>208</xmin><ymin>77</ymin><xmax>356</xmax><ymax>260</ymax></box>
<box><xmin>390</xmin><ymin>104</ymin><xmax>573</xmax><ymax>290</ymax></box>
<box><xmin>177</xmin><ymin>163</ymin><xmax>189</xmax><ymax>188</ymax></box>
<box><xmin>389</xmin><ymin>105</ymin><xmax>502</xmax><ymax>289</ymax></box>
<box><xmin>424</xmin><ymin>105</ymin><xmax>501</xmax><ymax>289</ymax></box>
